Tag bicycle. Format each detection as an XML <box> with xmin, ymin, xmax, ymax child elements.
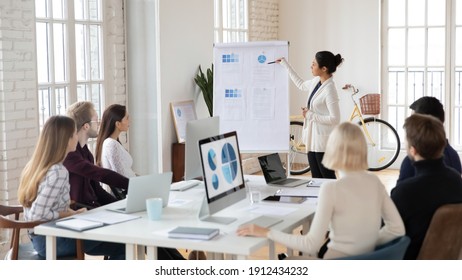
<box><xmin>289</xmin><ymin>116</ymin><xmax>310</xmax><ymax>175</ymax></box>
<box><xmin>342</xmin><ymin>84</ymin><xmax>400</xmax><ymax>171</ymax></box>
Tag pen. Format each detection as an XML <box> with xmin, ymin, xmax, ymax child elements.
<box><xmin>267</xmin><ymin>61</ymin><xmax>277</xmax><ymax>64</ymax></box>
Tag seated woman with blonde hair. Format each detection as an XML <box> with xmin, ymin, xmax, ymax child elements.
<box><xmin>18</xmin><ymin>116</ymin><xmax>125</xmax><ymax>259</ymax></box>
<box><xmin>237</xmin><ymin>122</ymin><xmax>405</xmax><ymax>259</ymax></box>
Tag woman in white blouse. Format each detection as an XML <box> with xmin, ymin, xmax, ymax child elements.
<box><xmin>277</xmin><ymin>51</ymin><xmax>342</xmax><ymax>179</ymax></box>
<box><xmin>95</xmin><ymin>104</ymin><xmax>137</xmax><ymax>178</ymax></box>
<box><xmin>237</xmin><ymin>122</ymin><xmax>405</xmax><ymax>259</ymax></box>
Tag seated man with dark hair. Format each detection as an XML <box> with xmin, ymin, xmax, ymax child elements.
<box><xmin>391</xmin><ymin>114</ymin><xmax>462</xmax><ymax>259</ymax></box>
<box><xmin>397</xmin><ymin>96</ymin><xmax>461</xmax><ymax>182</ymax></box>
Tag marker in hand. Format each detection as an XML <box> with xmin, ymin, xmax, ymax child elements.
<box><xmin>268</xmin><ymin>57</ymin><xmax>284</xmax><ymax>64</ymax></box>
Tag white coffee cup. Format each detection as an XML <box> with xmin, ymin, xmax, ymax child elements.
<box><xmin>146</xmin><ymin>198</ymin><xmax>163</xmax><ymax>220</ymax></box>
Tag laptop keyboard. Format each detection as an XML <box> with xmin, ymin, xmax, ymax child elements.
<box><xmin>273</xmin><ymin>178</ymin><xmax>298</xmax><ymax>185</ymax></box>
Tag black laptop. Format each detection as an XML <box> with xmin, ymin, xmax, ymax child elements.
<box><xmin>258</xmin><ymin>153</ymin><xmax>310</xmax><ymax>188</ymax></box>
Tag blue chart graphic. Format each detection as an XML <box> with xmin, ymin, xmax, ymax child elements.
<box><xmin>176</xmin><ymin>108</ymin><xmax>182</xmax><ymax>117</ymax></box>
<box><xmin>211</xmin><ymin>174</ymin><xmax>219</xmax><ymax>190</ymax></box>
<box><xmin>208</xmin><ymin>149</ymin><xmax>217</xmax><ymax>171</ymax></box>
<box><xmin>225</xmin><ymin>89</ymin><xmax>242</xmax><ymax>98</ymax></box>
<box><xmin>221</xmin><ymin>143</ymin><xmax>238</xmax><ymax>184</ymax></box>
<box><xmin>207</xmin><ymin>149</ymin><xmax>219</xmax><ymax>189</ymax></box>
<box><xmin>257</xmin><ymin>54</ymin><xmax>266</xmax><ymax>63</ymax></box>
<box><xmin>222</xmin><ymin>53</ymin><xmax>239</xmax><ymax>63</ymax></box>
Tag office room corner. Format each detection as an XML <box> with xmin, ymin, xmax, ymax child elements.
<box><xmin>1</xmin><ymin>0</ymin><xmax>462</xmax><ymax>278</ymax></box>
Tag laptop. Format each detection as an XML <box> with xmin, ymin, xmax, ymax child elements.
<box><xmin>258</xmin><ymin>153</ymin><xmax>310</xmax><ymax>188</ymax></box>
<box><xmin>110</xmin><ymin>172</ymin><xmax>172</xmax><ymax>214</ymax></box>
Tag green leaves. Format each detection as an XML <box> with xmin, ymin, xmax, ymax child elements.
<box><xmin>194</xmin><ymin>64</ymin><xmax>213</xmax><ymax>117</ymax></box>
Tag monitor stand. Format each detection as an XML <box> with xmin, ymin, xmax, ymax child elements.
<box><xmin>198</xmin><ymin>196</ymin><xmax>236</xmax><ymax>225</ymax></box>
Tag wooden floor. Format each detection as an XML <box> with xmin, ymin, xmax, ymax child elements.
<box><xmin>88</xmin><ymin>169</ymin><xmax>400</xmax><ymax>260</ymax></box>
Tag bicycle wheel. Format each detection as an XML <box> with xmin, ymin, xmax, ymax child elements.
<box><xmin>358</xmin><ymin>118</ymin><xmax>400</xmax><ymax>171</ymax></box>
<box><xmin>289</xmin><ymin>121</ymin><xmax>310</xmax><ymax>175</ymax></box>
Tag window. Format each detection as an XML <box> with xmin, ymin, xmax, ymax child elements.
<box><xmin>383</xmin><ymin>0</ymin><xmax>462</xmax><ymax>150</ymax></box>
<box><xmin>35</xmin><ymin>0</ymin><xmax>104</xmax><ymax>127</ymax></box>
<box><xmin>214</xmin><ymin>0</ymin><xmax>249</xmax><ymax>43</ymax></box>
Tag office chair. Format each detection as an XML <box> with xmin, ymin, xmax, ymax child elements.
<box><xmin>0</xmin><ymin>204</ymin><xmax>84</xmax><ymax>260</ymax></box>
<box><xmin>334</xmin><ymin>236</ymin><xmax>411</xmax><ymax>260</ymax></box>
<box><xmin>417</xmin><ymin>203</ymin><xmax>462</xmax><ymax>260</ymax></box>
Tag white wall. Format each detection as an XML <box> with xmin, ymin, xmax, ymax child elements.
<box><xmin>279</xmin><ymin>0</ymin><xmax>380</xmax><ymax>122</ymax></box>
<box><xmin>278</xmin><ymin>0</ymin><xmax>406</xmax><ymax>168</ymax></box>
<box><xmin>157</xmin><ymin>0</ymin><xmax>214</xmax><ymax>172</ymax></box>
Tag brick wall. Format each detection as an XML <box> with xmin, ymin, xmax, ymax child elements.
<box><xmin>0</xmin><ymin>0</ymin><xmax>127</xmax><ymax>258</ymax></box>
<box><xmin>0</xmin><ymin>0</ymin><xmax>37</xmax><ymax>256</ymax></box>
<box><xmin>0</xmin><ymin>0</ymin><xmax>37</xmax><ymax>206</ymax></box>
<box><xmin>104</xmin><ymin>0</ymin><xmax>128</xmax><ymax>145</ymax></box>
<box><xmin>249</xmin><ymin>0</ymin><xmax>279</xmax><ymax>41</ymax></box>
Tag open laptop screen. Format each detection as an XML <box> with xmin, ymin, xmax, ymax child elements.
<box><xmin>198</xmin><ymin>131</ymin><xmax>245</xmax><ymax>203</ymax></box>
<box><xmin>258</xmin><ymin>153</ymin><xmax>287</xmax><ymax>183</ymax></box>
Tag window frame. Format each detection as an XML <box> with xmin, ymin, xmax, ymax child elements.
<box><xmin>35</xmin><ymin>0</ymin><xmax>105</xmax><ymax>127</ymax></box>
<box><xmin>381</xmin><ymin>0</ymin><xmax>462</xmax><ymax>151</ymax></box>
<box><xmin>214</xmin><ymin>0</ymin><xmax>249</xmax><ymax>43</ymax></box>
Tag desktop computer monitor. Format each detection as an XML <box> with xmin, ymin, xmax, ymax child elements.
<box><xmin>184</xmin><ymin>116</ymin><xmax>220</xmax><ymax>180</ymax></box>
<box><xmin>197</xmin><ymin>131</ymin><xmax>246</xmax><ymax>224</ymax></box>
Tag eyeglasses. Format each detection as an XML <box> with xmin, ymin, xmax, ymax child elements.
<box><xmin>83</xmin><ymin>120</ymin><xmax>100</xmax><ymax>127</ymax></box>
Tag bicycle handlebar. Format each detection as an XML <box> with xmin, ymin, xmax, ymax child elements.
<box><xmin>342</xmin><ymin>84</ymin><xmax>359</xmax><ymax>95</ymax></box>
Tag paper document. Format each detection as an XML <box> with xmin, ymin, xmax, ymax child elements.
<box><xmin>55</xmin><ymin>218</ymin><xmax>104</xmax><ymax>231</ymax></box>
<box><xmin>275</xmin><ymin>187</ymin><xmax>320</xmax><ymax>197</ymax></box>
<box><xmin>75</xmin><ymin>210</ymin><xmax>140</xmax><ymax>225</ymax></box>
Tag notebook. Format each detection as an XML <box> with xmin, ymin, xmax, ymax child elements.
<box><xmin>110</xmin><ymin>172</ymin><xmax>172</xmax><ymax>214</ymax></box>
<box><xmin>258</xmin><ymin>153</ymin><xmax>310</xmax><ymax>188</ymax></box>
<box><xmin>168</xmin><ymin>226</ymin><xmax>220</xmax><ymax>240</ymax></box>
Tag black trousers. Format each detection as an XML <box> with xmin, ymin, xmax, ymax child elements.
<box><xmin>307</xmin><ymin>152</ymin><xmax>336</xmax><ymax>179</ymax></box>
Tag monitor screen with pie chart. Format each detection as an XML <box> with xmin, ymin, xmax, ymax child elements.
<box><xmin>198</xmin><ymin>131</ymin><xmax>246</xmax><ymax>223</ymax></box>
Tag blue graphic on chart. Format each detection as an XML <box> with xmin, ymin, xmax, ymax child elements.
<box><xmin>221</xmin><ymin>143</ymin><xmax>238</xmax><ymax>184</ymax></box>
<box><xmin>211</xmin><ymin>174</ymin><xmax>219</xmax><ymax>190</ymax></box>
<box><xmin>207</xmin><ymin>149</ymin><xmax>217</xmax><ymax>171</ymax></box>
<box><xmin>222</xmin><ymin>53</ymin><xmax>240</xmax><ymax>63</ymax></box>
<box><xmin>207</xmin><ymin>149</ymin><xmax>219</xmax><ymax>190</ymax></box>
<box><xmin>257</xmin><ymin>54</ymin><xmax>266</xmax><ymax>63</ymax></box>
<box><xmin>205</xmin><ymin>143</ymin><xmax>239</xmax><ymax>191</ymax></box>
<box><xmin>252</xmin><ymin>50</ymin><xmax>275</xmax><ymax>83</ymax></box>
<box><xmin>221</xmin><ymin>88</ymin><xmax>245</xmax><ymax>121</ymax></box>
<box><xmin>225</xmin><ymin>89</ymin><xmax>242</xmax><ymax>98</ymax></box>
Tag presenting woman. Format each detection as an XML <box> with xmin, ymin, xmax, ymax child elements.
<box><xmin>278</xmin><ymin>51</ymin><xmax>342</xmax><ymax>178</ymax></box>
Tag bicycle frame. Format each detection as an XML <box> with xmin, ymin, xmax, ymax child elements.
<box><xmin>344</xmin><ymin>85</ymin><xmax>377</xmax><ymax>147</ymax></box>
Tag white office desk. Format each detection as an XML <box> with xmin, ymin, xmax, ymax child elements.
<box><xmin>34</xmin><ymin>175</ymin><xmax>322</xmax><ymax>260</ymax></box>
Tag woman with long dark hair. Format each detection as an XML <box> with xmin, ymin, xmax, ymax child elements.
<box><xmin>95</xmin><ymin>104</ymin><xmax>136</xmax><ymax>178</ymax></box>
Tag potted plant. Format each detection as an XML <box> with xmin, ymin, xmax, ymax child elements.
<box><xmin>194</xmin><ymin>64</ymin><xmax>213</xmax><ymax>117</ymax></box>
